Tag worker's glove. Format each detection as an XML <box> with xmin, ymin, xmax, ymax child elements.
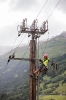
<box><xmin>39</xmin><ymin>59</ymin><xmax>42</xmax><ymax>62</ymax></box>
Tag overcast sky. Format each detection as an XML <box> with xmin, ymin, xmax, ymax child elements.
<box><xmin>0</xmin><ymin>0</ymin><xmax>66</xmax><ymax>46</ymax></box>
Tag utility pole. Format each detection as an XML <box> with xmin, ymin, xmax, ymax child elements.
<box><xmin>9</xmin><ymin>18</ymin><xmax>48</xmax><ymax>100</ymax></box>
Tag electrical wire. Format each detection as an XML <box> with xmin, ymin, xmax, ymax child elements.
<box><xmin>36</xmin><ymin>0</ymin><xmax>61</xmax><ymax>98</ymax></box>
<box><xmin>39</xmin><ymin>0</ymin><xmax>61</xmax><ymax>57</ymax></box>
<box><xmin>39</xmin><ymin>31</ymin><xmax>49</xmax><ymax>58</ymax></box>
<box><xmin>0</xmin><ymin>35</ymin><xmax>22</xmax><ymax>80</ymax></box>
<box><xmin>13</xmin><ymin>33</ymin><xmax>27</xmax><ymax>54</ymax></box>
<box><xmin>0</xmin><ymin>34</ymin><xmax>28</xmax><ymax>85</ymax></box>
<box><xmin>36</xmin><ymin>0</ymin><xmax>49</xmax><ymax>19</ymax></box>
<box><xmin>6</xmin><ymin>36</ymin><xmax>30</xmax><ymax>85</ymax></box>
<box><xmin>47</xmin><ymin>0</ymin><xmax>61</xmax><ymax>20</ymax></box>
<box><xmin>9</xmin><ymin>36</ymin><xmax>18</xmax><ymax>55</ymax></box>
<box><xmin>0</xmin><ymin>30</ymin><xmax>29</xmax><ymax>86</ymax></box>
<box><xmin>2</xmin><ymin>44</ymin><xmax>29</xmax><ymax>85</ymax></box>
<box><xmin>0</xmin><ymin>36</ymin><xmax>20</xmax><ymax>79</ymax></box>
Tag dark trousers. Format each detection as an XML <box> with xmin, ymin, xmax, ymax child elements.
<box><xmin>39</xmin><ymin>64</ymin><xmax>48</xmax><ymax>74</ymax></box>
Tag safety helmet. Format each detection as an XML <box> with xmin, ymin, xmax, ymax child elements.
<box><xmin>44</xmin><ymin>54</ymin><xmax>48</xmax><ymax>59</ymax></box>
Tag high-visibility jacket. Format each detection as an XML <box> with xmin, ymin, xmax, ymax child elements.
<box><xmin>42</xmin><ymin>58</ymin><xmax>49</xmax><ymax>67</ymax></box>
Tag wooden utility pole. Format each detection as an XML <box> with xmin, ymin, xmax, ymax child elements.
<box><xmin>30</xmin><ymin>39</ymin><xmax>36</xmax><ymax>100</ymax></box>
<box><xmin>9</xmin><ymin>18</ymin><xmax>48</xmax><ymax>100</ymax></box>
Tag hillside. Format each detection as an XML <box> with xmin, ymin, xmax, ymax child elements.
<box><xmin>0</xmin><ymin>32</ymin><xmax>66</xmax><ymax>99</ymax></box>
<box><xmin>0</xmin><ymin>46</ymin><xmax>12</xmax><ymax>56</ymax></box>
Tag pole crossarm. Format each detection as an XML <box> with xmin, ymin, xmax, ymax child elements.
<box><xmin>17</xmin><ymin>18</ymin><xmax>48</xmax><ymax>37</ymax></box>
<box><xmin>18</xmin><ymin>29</ymin><xmax>48</xmax><ymax>34</ymax></box>
<box><xmin>11</xmin><ymin>57</ymin><xmax>40</xmax><ymax>62</ymax></box>
<box><xmin>11</xmin><ymin>58</ymin><xmax>32</xmax><ymax>61</ymax></box>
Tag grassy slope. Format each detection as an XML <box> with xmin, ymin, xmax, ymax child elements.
<box><xmin>39</xmin><ymin>95</ymin><xmax>66</xmax><ymax>100</ymax></box>
<box><xmin>39</xmin><ymin>70</ymin><xmax>66</xmax><ymax>93</ymax></box>
<box><xmin>39</xmin><ymin>35</ymin><xmax>66</xmax><ymax>59</ymax></box>
<box><xmin>38</xmin><ymin>34</ymin><xmax>66</xmax><ymax>99</ymax></box>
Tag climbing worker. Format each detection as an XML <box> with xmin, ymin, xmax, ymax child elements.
<box><xmin>29</xmin><ymin>54</ymin><xmax>49</xmax><ymax>78</ymax></box>
<box><xmin>29</xmin><ymin>54</ymin><xmax>57</xmax><ymax>78</ymax></box>
<box><xmin>33</xmin><ymin>54</ymin><xmax>49</xmax><ymax>77</ymax></box>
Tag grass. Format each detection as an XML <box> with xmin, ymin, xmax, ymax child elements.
<box><xmin>53</xmin><ymin>83</ymin><xmax>66</xmax><ymax>94</ymax></box>
<box><xmin>39</xmin><ymin>95</ymin><xmax>66</xmax><ymax>100</ymax></box>
<box><xmin>43</xmin><ymin>75</ymin><xmax>51</xmax><ymax>81</ymax></box>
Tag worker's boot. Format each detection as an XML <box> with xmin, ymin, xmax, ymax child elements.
<box><xmin>29</xmin><ymin>73</ymin><xmax>34</xmax><ymax>77</ymax></box>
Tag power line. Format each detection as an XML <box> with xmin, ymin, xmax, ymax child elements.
<box><xmin>47</xmin><ymin>0</ymin><xmax>61</xmax><ymax>20</ymax></box>
<box><xmin>0</xmin><ymin>36</ymin><xmax>19</xmax><ymax>80</ymax></box>
<box><xmin>39</xmin><ymin>0</ymin><xmax>61</xmax><ymax>57</ymax></box>
<box><xmin>0</xmin><ymin>35</ymin><xmax>24</xmax><ymax>80</ymax></box>
<box><xmin>36</xmin><ymin>0</ymin><xmax>49</xmax><ymax>19</ymax></box>
<box><xmin>9</xmin><ymin>36</ymin><xmax>18</xmax><ymax>55</ymax></box>
<box><xmin>0</xmin><ymin>39</ymin><xmax>29</xmax><ymax>85</ymax></box>
<box><xmin>4</xmin><ymin>45</ymin><xmax>29</xmax><ymax>84</ymax></box>
<box><xmin>13</xmin><ymin>33</ymin><xmax>27</xmax><ymax>54</ymax></box>
<box><xmin>0</xmin><ymin>33</ymin><xmax>29</xmax><ymax>87</ymax></box>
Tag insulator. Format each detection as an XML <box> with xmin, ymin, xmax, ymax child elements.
<box><xmin>18</xmin><ymin>33</ymin><xmax>21</xmax><ymax>37</ymax></box>
<box><xmin>23</xmin><ymin>19</ymin><xmax>25</xmax><ymax>28</ymax></box>
<box><xmin>30</xmin><ymin>20</ymin><xmax>36</xmax><ymax>31</ymax></box>
<box><xmin>9</xmin><ymin>55</ymin><xmax>11</xmax><ymax>59</ymax></box>
<box><xmin>37</xmin><ymin>35</ymin><xmax>40</xmax><ymax>38</ymax></box>
<box><xmin>35</xmin><ymin>19</ymin><xmax>38</xmax><ymax>29</ymax></box>
<box><xmin>35</xmin><ymin>35</ymin><xmax>40</xmax><ymax>39</ymax></box>
<box><xmin>40</xmin><ymin>27</ymin><xmax>43</xmax><ymax>32</ymax></box>
<box><xmin>28</xmin><ymin>33</ymin><xmax>31</xmax><ymax>37</ymax></box>
<box><xmin>11</xmin><ymin>53</ymin><xmax>15</xmax><ymax>58</ymax></box>
<box><xmin>20</xmin><ymin>25</ymin><xmax>23</xmax><ymax>31</ymax></box>
<box><xmin>8</xmin><ymin>59</ymin><xmax>10</xmax><ymax>62</ymax></box>
<box><xmin>25</xmin><ymin>18</ymin><xmax>27</xmax><ymax>27</ymax></box>
<box><xmin>12</xmin><ymin>54</ymin><xmax>15</xmax><ymax>58</ymax></box>
<box><xmin>43</xmin><ymin>21</ymin><xmax>46</xmax><ymax>31</ymax></box>
<box><xmin>12</xmin><ymin>56</ymin><xmax>14</xmax><ymax>58</ymax></box>
<box><xmin>46</xmin><ymin>20</ymin><xmax>48</xmax><ymax>30</ymax></box>
<box><xmin>35</xmin><ymin>35</ymin><xmax>37</xmax><ymax>39</ymax></box>
<box><xmin>17</xmin><ymin>25</ymin><xmax>21</xmax><ymax>33</ymax></box>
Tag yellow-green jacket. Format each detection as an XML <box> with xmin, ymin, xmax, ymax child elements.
<box><xmin>42</xmin><ymin>58</ymin><xmax>49</xmax><ymax>67</ymax></box>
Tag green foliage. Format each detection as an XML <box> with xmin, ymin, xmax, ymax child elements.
<box><xmin>39</xmin><ymin>95</ymin><xmax>66</xmax><ymax>100</ymax></box>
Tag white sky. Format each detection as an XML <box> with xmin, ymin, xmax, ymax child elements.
<box><xmin>0</xmin><ymin>0</ymin><xmax>66</xmax><ymax>46</ymax></box>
